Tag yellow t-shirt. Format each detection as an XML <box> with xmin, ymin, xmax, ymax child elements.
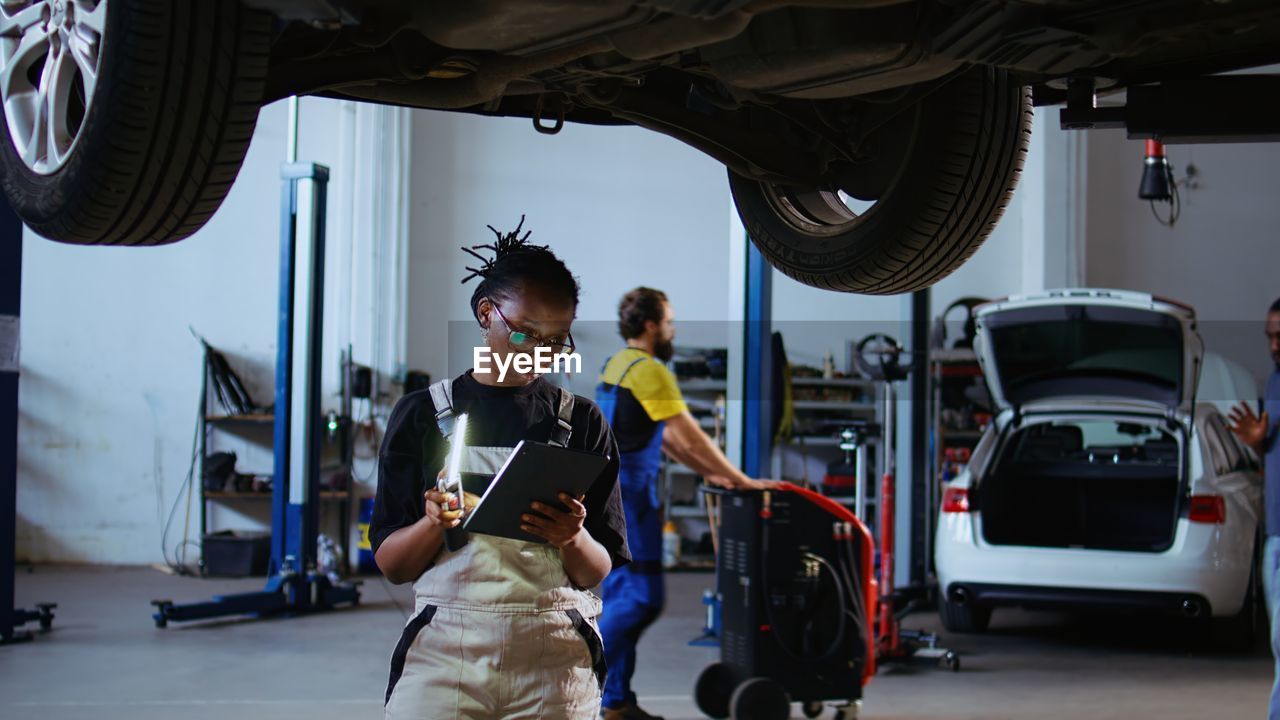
<box><xmin>598</xmin><ymin>348</ymin><xmax>688</xmax><ymax>453</ymax></box>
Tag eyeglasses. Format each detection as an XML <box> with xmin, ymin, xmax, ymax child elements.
<box><xmin>489</xmin><ymin>300</ymin><xmax>576</xmax><ymax>355</ymax></box>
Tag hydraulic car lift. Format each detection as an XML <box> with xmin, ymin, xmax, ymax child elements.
<box><xmin>1055</xmin><ymin>74</ymin><xmax>1280</xmax><ymax>142</ymax></box>
<box><xmin>2</xmin><ymin>202</ymin><xmax>56</xmax><ymax>645</ymax></box>
<box><xmin>151</xmin><ymin>115</ymin><xmax>360</xmax><ymax>626</ymax></box>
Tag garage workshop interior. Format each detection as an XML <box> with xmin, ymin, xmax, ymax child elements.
<box><xmin>4</xmin><ymin>2</ymin><xmax>1280</xmax><ymax>719</ymax></box>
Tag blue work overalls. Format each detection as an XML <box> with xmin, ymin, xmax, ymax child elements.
<box><xmin>596</xmin><ymin>356</ymin><xmax>667</xmax><ymax>710</ymax></box>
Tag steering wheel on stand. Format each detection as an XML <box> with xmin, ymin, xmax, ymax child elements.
<box><xmin>854</xmin><ymin>334</ymin><xmax>912</xmax><ymax>383</ymax></box>
<box><xmin>930</xmin><ymin>297</ymin><xmax>989</xmax><ymax>350</ymax></box>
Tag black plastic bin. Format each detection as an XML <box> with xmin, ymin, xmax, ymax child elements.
<box><xmin>202</xmin><ymin>530</ymin><xmax>270</xmax><ymax>577</ymax></box>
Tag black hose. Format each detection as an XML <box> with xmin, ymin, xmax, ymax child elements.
<box><xmin>841</xmin><ymin>527</ymin><xmax>868</xmax><ymax>639</ymax></box>
<box><xmin>760</xmin><ymin>517</ymin><xmax>848</xmax><ymax>662</ymax></box>
<box><xmin>843</xmin><ymin>527</ymin><xmax>862</xmax><ymax>608</ymax></box>
<box><xmin>835</xmin><ymin>526</ymin><xmax>865</xmax><ymax>626</ymax></box>
<box><xmin>806</xmin><ymin>554</ymin><xmax>851</xmax><ymax>661</ymax></box>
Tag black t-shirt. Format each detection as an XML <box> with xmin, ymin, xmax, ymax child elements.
<box><xmin>370</xmin><ymin>372</ymin><xmax>631</xmax><ymax>570</ymax></box>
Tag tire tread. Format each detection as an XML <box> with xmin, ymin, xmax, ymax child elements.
<box><xmin>732</xmin><ymin>67</ymin><xmax>1032</xmax><ymax>294</ymax></box>
<box><xmin>0</xmin><ymin>0</ymin><xmax>270</xmax><ymax>246</ymax></box>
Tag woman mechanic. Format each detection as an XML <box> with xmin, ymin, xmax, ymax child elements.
<box><xmin>371</xmin><ymin>221</ymin><xmax>630</xmax><ymax>719</ymax></box>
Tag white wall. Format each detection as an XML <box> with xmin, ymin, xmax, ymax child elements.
<box><xmin>16</xmin><ymin>98</ymin><xmax>406</xmax><ymax>564</ymax></box>
<box><xmin>1084</xmin><ymin>130</ymin><xmax>1280</xmax><ymax>390</ymax></box>
<box><xmin>406</xmin><ymin>111</ymin><xmax>735</xmax><ymax>399</ymax></box>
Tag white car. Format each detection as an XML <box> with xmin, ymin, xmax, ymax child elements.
<box><xmin>934</xmin><ymin>289</ymin><xmax>1263</xmax><ymax>641</ymax></box>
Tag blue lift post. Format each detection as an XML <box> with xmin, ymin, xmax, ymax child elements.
<box><xmin>1</xmin><ymin>203</ymin><xmax>55</xmax><ymax>644</ymax></box>
<box><xmin>151</xmin><ymin>162</ymin><xmax>360</xmax><ymax>627</ymax></box>
<box><xmin>691</xmin><ymin>237</ymin><xmax>773</xmax><ymax>647</ymax></box>
<box><xmin>741</xmin><ymin>241</ymin><xmax>773</xmax><ymax>478</ymax></box>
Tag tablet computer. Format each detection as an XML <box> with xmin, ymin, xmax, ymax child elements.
<box><xmin>463</xmin><ymin>440</ymin><xmax>609</xmax><ymax>544</ymax></box>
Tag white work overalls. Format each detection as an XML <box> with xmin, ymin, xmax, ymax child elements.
<box><xmin>383</xmin><ymin>379</ymin><xmax>607</xmax><ymax>720</ymax></box>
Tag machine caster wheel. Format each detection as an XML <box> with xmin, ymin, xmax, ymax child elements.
<box><xmin>803</xmin><ymin>700</ymin><xmax>825</xmax><ymax>717</ymax></box>
<box><xmin>695</xmin><ymin>662</ymin><xmax>737</xmax><ymax>719</ymax></box>
<box><xmin>943</xmin><ymin>651</ymin><xmax>960</xmax><ymax>672</ymax></box>
<box><xmin>833</xmin><ymin>701</ymin><xmax>862</xmax><ymax>720</ymax></box>
<box><xmin>730</xmin><ymin>677</ymin><xmax>791</xmax><ymax>720</ymax></box>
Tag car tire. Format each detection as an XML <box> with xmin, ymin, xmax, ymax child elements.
<box><xmin>1213</xmin><ymin>540</ymin><xmax>1267</xmax><ymax>654</ymax></box>
<box><xmin>728</xmin><ymin>66</ymin><xmax>1031</xmax><ymax>294</ymax></box>
<box><xmin>0</xmin><ymin>0</ymin><xmax>271</xmax><ymax>246</ymax></box>
<box><xmin>940</xmin><ymin>599</ymin><xmax>992</xmax><ymax>634</ymax></box>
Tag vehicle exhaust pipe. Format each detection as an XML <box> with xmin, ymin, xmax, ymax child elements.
<box><xmin>1181</xmin><ymin>597</ymin><xmax>1205</xmax><ymax>619</ymax></box>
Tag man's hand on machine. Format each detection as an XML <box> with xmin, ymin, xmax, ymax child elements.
<box><xmin>521</xmin><ymin>493</ymin><xmax>588</xmax><ymax>548</ymax></box>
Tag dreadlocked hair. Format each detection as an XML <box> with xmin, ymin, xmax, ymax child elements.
<box><xmin>460</xmin><ymin>215</ymin><xmax>581</xmax><ymax>322</ymax></box>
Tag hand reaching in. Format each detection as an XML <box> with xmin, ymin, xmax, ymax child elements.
<box><xmin>1228</xmin><ymin>402</ymin><xmax>1269</xmax><ymax>454</ymax></box>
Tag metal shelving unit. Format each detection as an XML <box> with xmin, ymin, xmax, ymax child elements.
<box><xmin>772</xmin><ymin>375</ymin><xmax>883</xmax><ymax>531</ymax></box>
<box><xmin>197</xmin><ymin>347</ymin><xmax>354</xmax><ymax>574</ymax></box>
<box><xmin>661</xmin><ymin>375</ymin><xmax>727</xmax><ymax>570</ymax></box>
<box><xmin>664</xmin><ymin>371</ymin><xmax>886</xmax><ymax>564</ymax></box>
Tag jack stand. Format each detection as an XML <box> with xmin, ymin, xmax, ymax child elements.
<box><xmin>150</xmin><ymin>158</ymin><xmax>360</xmax><ymax>627</ymax></box>
<box><xmin>874</xmin><ymin>372</ymin><xmax>958</xmax><ymax>672</ymax></box>
<box><xmin>896</xmin><ymin>629</ymin><xmax>960</xmax><ymax>671</ymax></box>
<box><xmin>855</xmin><ymin>334</ymin><xmax>959</xmax><ymax>672</ymax></box>
<box><xmin>875</xmin><ymin>467</ymin><xmax>958</xmax><ymax>671</ymax></box>
<box><xmin>689</xmin><ymin>588</ymin><xmax>720</xmax><ymax>647</ymax></box>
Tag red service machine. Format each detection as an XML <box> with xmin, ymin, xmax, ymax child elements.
<box><xmin>695</xmin><ymin>485</ymin><xmax>876</xmax><ymax>720</ymax></box>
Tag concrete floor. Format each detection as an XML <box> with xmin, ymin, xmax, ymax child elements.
<box><xmin>1</xmin><ymin>565</ymin><xmax>1273</xmax><ymax>719</ymax></box>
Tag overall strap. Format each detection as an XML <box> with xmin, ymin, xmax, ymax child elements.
<box><xmin>615</xmin><ymin>355</ymin><xmax>649</xmax><ymax>386</ymax></box>
<box><xmin>427</xmin><ymin>379</ymin><xmax>456</xmax><ymax>439</ymax></box>
<box><xmin>549</xmin><ymin>387</ymin><xmax>576</xmax><ymax>447</ymax></box>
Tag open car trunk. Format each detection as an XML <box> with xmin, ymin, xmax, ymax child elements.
<box><xmin>973</xmin><ymin>290</ymin><xmax>1202</xmax><ymax>418</ymax></box>
<box><xmin>978</xmin><ymin>419</ymin><xmax>1183</xmax><ymax>553</ymax></box>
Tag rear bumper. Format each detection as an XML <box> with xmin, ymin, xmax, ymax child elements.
<box><xmin>935</xmin><ymin>510</ymin><xmax>1256</xmax><ymax>617</ymax></box>
<box><xmin>945</xmin><ymin>582</ymin><xmax>1211</xmax><ymax>617</ymax></box>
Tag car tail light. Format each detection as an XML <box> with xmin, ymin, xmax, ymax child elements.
<box><xmin>1188</xmin><ymin>495</ymin><xmax>1226</xmax><ymax>524</ymax></box>
<box><xmin>942</xmin><ymin>487</ymin><xmax>970</xmax><ymax>513</ymax></box>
